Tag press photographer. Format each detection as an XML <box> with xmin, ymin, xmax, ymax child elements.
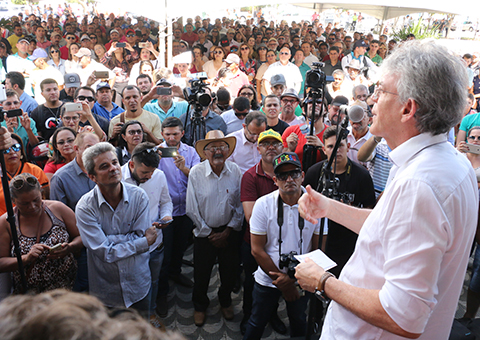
<box><xmin>243</xmin><ymin>152</ymin><xmax>320</xmax><ymax>340</ymax></box>
<box><xmin>303</xmin><ymin>126</ymin><xmax>375</xmax><ymax>276</ymax></box>
<box><xmin>180</xmin><ymin>78</ymin><xmax>227</xmax><ymax>146</ymax></box>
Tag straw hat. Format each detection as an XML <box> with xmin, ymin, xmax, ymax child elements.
<box><xmin>195</xmin><ymin>130</ymin><xmax>236</xmax><ymax>160</ymax></box>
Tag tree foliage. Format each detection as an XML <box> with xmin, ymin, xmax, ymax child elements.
<box><xmin>391</xmin><ymin>17</ymin><xmax>440</xmax><ymax>41</ymax></box>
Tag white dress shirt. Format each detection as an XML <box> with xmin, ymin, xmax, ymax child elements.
<box><xmin>227</xmin><ymin>128</ymin><xmax>261</xmax><ymax>174</ymax></box>
<box><xmin>121</xmin><ymin>164</ymin><xmax>173</xmax><ymax>252</ymax></box>
<box><xmin>263</xmin><ymin>61</ymin><xmax>303</xmax><ymax>94</ymax></box>
<box><xmin>321</xmin><ymin>133</ymin><xmax>478</xmax><ymax>339</ymax></box>
<box><xmin>186</xmin><ymin>160</ymin><xmax>243</xmax><ymax>238</ymax></box>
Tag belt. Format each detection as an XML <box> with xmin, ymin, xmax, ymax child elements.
<box><xmin>156</xmin><ymin>242</ymin><xmax>164</xmax><ymax>251</ymax></box>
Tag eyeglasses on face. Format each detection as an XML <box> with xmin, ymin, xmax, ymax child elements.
<box><xmin>204</xmin><ymin>145</ymin><xmax>229</xmax><ymax>152</ymax></box>
<box><xmin>240</xmin><ymin>92</ymin><xmax>254</xmax><ymax>97</ymax></box>
<box><xmin>259</xmin><ymin>141</ymin><xmax>282</xmax><ymax>148</ymax></box>
<box><xmin>50</xmin><ymin>50</ymin><xmax>59</xmax><ymax>53</ymax></box>
<box><xmin>127</xmin><ymin>129</ymin><xmax>143</xmax><ymax>135</ymax></box>
<box><xmin>468</xmin><ymin>135</ymin><xmax>480</xmax><ymax>141</ymax></box>
<box><xmin>275</xmin><ymin>169</ymin><xmax>302</xmax><ymax>181</ymax></box>
<box><xmin>77</xmin><ymin>95</ymin><xmax>95</xmax><ymax>102</ymax></box>
<box><xmin>4</xmin><ymin>143</ymin><xmax>21</xmax><ymax>154</ymax></box>
<box><xmin>62</xmin><ymin>116</ymin><xmax>80</xmax><ymax>122</ymax></box>
<box><xmin>4</xmin><ymin>101</ymin><xmax>20</xmax><ymax>106</ymax></box>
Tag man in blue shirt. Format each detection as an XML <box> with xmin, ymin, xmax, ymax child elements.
<box><xmin>142</xmin><ymin>78</ymin><xmax>189</xmax><ymax>123</ymax></box>
<box><xmin>76</xmin><ymin>142</ymin><xmax>157</xmax><ymax>318</ymax></box>
<box><xmin>5</xmin><ymin>71</ymin><xmax>38</xmax><ymax>115</ymax></box>
<box><xmin>92</xmin><ymin>82</ymin><xmax>124</xmax><ymax>121</ymax></box>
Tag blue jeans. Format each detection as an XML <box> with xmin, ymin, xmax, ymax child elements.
<box><xmin>470</xmin><ymin>246</ymin><xmax>480</xmax><ymax>293</ymax></box>
<box><xmin>149</xmin><ymin>246</ymin><xmax>164</xmax><ymax>312</ymax></box>
<box><xmin>243</xmin><ymin>282</ymin><xmax>309</xmax><ymax>340</ymax></box>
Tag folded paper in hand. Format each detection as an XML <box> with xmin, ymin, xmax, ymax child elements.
<box><xmin>294</xmin><ymin>249</ymin><xmax>337</xmax><ymax>271</ymax></box>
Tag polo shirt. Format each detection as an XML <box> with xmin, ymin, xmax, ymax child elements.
<box><xmin>92</xmin><ymin>101</ymin><xmax>125</xmax><ymax>121</ymax></box>
<box><xmin>143</xmin><ymin>100</ymin><xmax>189</xmax><ymax>123</ymax></box>
<box><xmin>108</xmin><ymin>109</ymin><xmax>162</xmax><ymax>140</ymax></box>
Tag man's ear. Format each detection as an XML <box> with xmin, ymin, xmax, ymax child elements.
<box><xmin>401</xmin><ymin>98</ymin><xmax>417</xmax><ymax>123</ymax></box>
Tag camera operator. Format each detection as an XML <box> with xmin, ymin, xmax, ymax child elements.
<box><xmin>243</xmin><ymin>152</ymin><xmax>320</xmax><ymax>340</ymax></box>
<box><xmin>303</xmin><ymin>126</ymin><xmax>375</xmax><ymax>276</ymax></box>
<box><xmin>179</xmin><ymin>85</ymin><xmax>227</xmax><ymax>146</ymax></box>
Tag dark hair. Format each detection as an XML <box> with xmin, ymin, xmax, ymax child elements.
<box><xmin>136</xmin><ymin>73</ymin><xmax>152</xmax><ymax>84</ymax></box>
<box><xmin>329</xmin><ymin>46</ymin><xmax>339</xmax><ymax>54</ymax></box>
<box><xmin>238</xmin><ymin>84</ymin><xmax>259</xmax><ymax>110</ymax></box>
<box><xmin>74</xmin><ymin>86</ymin><xmax>95</xmax><ymax>99</ymax></box>
<box><xmin>161</xmin><ymin>117</ymin><xmax>184</xmax><ymax>131</ymax></box>
<box><xmin>323</xmin><ymin>126</ymin><xmax>341</xmax><ymax>143</ymax></box>
<box><xmin>262</xmin><ymin>94</ymin><xmax>280</xmax><ymax>106</ymax></box>
<box><xmin>244</xmin><ymin>111</ymin><xmax>267</xmax><ymax>127</ymax></box>
<box><xmin>371</xmin><ymin>39</ymin><xmax>380</xmax><ymax>45</ymax></box>
<box><xmin>50</xmin><ymin>127</ymin><xmax>77</xmax><ymax>164</ymax></box>
<box><xmin>319</xmin><ymin>42</ymin><xmax>328</xmax><ymax>49</ymax></box>
<box><xmin>233</xmin><ymin>96</ymin><xmax>250</xmax><ymax>111</ymax></box>
<box><xmin>6</xmin><ymin>72</ymin><xmax>25</xmax><ymax>90</ymax></box>
<box><xmin>131</xmin><ymin>142</ymin><xmax>160</xmax><ymax>168</ymax></box>
<box><xmin>121</xmin><ymin>85</ymin><xmax>141</xmax><ymax>96</ymax></box>
<box><xmin>5</xmin><ymin>89</ymin><xmax>19</xmax><ymax>99</ymax></box>
<box><xmin>118</xmin><ymin>120</ymin><xmax>145</xmax><ymax>148</ymax></box>
<box><xmin>468</xmin><ymin>93</ymin><xmax>475</xmax><ymax>102</ymax></box>
<box><xmin>40</xmin><ymin>78</ymin><xmax>58</xmax><ymax>92</ymax></box>
<box><xmin>216</xmin><ymin>87</ymin><xmax>230</xmax><ymax>103</ymax></box>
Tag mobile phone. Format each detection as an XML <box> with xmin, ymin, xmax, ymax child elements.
<box><xmin>49</xmin><ymin>243</ymin><xmax>63</xmax><ymax>253</ymax></box>
<box><xmin>158</xmin><ymin>218</ymin><xmax>173</xmax><ymax>225</ymax></box>
<box><xmin>159</xmin><ymin>147</ymin><xmax>178</xmax><ymax>158</ymax></box>
<box><xmin>5</xmin><ymin>109</ymin><xmax>23</xmax><ymax>118</ymax></box>
<box><xmin>466</xmin><ymin>143</ymin><xmax>480</xmax><ymax>155</ymax></box>
<box><xmin>94</xmin><ymin>71</ymin><xmax>109</xmax><ymax>79</ymax></box>
<box><xmin>64</xmin><ymin>103</ymin><xmax>82</xmax><ymax>112</ymax></box>
<box><xmin>116</xmin><ymin>42</ymin><xmax>126</xmax><ymax>48</ymax></box>
<box><xmin>157</xmin><ymin>87</ymin><xmax>172</xmax><ymax>96</ymax></box>
<box><xmin>139</xmin><ymin>42</ymin><xmax>148</xmax><ymax>48</ymax></box>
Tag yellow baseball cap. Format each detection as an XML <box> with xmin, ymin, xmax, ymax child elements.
<box><xmin>258</xmin><ymin>129</ymin><xmax>282</xmax><ymax>144</ymax></box>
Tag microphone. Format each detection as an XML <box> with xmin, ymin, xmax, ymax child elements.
<box><xmin>348</xmin><ymin>105</ymin><xmax>365</xmax><ymax>123</ymax></box>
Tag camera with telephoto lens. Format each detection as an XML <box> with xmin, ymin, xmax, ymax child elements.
<box><xmin>279</xmin><ymin>251</ymin><xmax>301</xmax><ymax>279</ymax></box>
<box><xmin>183</xmin><ymin>77</ymin><xmax>212</xmax><ymax>108</ymax></box>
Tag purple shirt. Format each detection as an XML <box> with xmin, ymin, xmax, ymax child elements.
<box><xmin>158</xmin><ymin>141</ymin><xmax>201</xmax><ymax>216</ymax></box>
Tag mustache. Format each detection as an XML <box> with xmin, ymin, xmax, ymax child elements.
<box><xmin>213</xmin><ymin>154</ymin><xmax>224</xmax><ymax>159</ymax></box>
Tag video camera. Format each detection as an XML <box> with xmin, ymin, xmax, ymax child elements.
<box><xmin>183</xmin><ymin>77</ymin><xmax>212</xmax><ymax>109</ymax></box>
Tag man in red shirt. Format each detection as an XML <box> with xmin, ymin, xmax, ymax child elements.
<box><xmin>181</xmin><ymin>23</ymin><xmax>198</xmax><ymax>48</ymax></box>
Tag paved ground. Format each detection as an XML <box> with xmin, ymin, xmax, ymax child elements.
<box><xmin>159</xmin><ymin>245</ymin><xmax>477</xmax><ymax>339</ymax></box>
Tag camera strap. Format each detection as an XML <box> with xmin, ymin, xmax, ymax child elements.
<box><xmin>277</xmin><ymin>193</ymin><xmax>304</xmax><ymax>258</ymax></box>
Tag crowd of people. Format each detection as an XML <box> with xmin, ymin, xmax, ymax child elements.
<box><xmin>0</xmin><ymin>6</ymin><xmax>478</xmax><ymax>340</ymax></box>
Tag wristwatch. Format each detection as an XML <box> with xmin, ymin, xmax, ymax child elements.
<box><xmin>314</xmin><ymin>272</ymin><xmax>335</xmax><ymax>303</ymax></box>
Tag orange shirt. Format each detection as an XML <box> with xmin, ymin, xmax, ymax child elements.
<box><xmin>0</xmin><ymin>162</ymin><xmax>50</xmax><ymax>216</ymax></box>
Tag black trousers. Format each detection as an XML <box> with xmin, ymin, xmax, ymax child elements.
<box><xmin>192</xmin><ymin>229</ymin><xmax>239</xmax><ymax>312</ymax></box>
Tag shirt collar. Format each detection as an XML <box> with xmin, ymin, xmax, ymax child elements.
<box><xmin>388</xmin><ymin>133</ymin><xmax>446</xmax><ymax>168</ymax></box>
<box><xmin>95</xmin><ymin>182</ymin><xmax>129</xmax><ymax>208</ymax></box>
<box><xmin>204</xmin><ymin>159</ymin><xmax>231</xmax><ymax>177</ymax></box>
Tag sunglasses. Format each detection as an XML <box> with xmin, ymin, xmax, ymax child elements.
<box><xmin>77</xmin><ymin>95</ymin><xmax>95</xmax><ymax>102</ymax></box>
<box><xmin>4</xmin><ymin>143</ymin><xmax>21</xmax><ymax>154</ymax></box>
<box><xmin>12</xmin><ymin>175</ymin><xmax>37</xmax><ymax>190</ymax></box>
<box><xmin>275</xmin><ymin>169</ymin><xmax>302</xmax><ymax>181</ymax></box>
<box><xmin>57</xmin><ymin>137</ymin><xmax>75</xmax><ymax>144</ymax></box>
<box><xmin>126</xmin><ymin>34</ymin><xmax>135</xmax><ymax>37</ymax></box>
<box><xmin>468</xmin><ymin>136</ymin><xmax>480</xmax><ymax>141</ymax></box>
<box><xmin>214</xmin><ymin>51</ymin><xmax>223</xmax><ymax>54</ymax></box>
<box><xmin>127</xmin><ymin>129</ymin><xmax>143</xmax><ymax>135</ymax></box>
<box><xmin>4</xmin><ymin>101</ymin><xmax>20</xmax><ymax>106</ymax></box>
<box><xmin>50</xmin><ymin>50</ymin><xmax>59</xmax><ymax>53</ymax></box>
<box><xmin>241</xmin><ymin>47</ymin><xmax>249</xmax><ymax>51</ymax></box>
<box><xmin>66</xmin><ymin>37</ymin><xmax>76</xmax><ymax>40</ymax></box>
<box><xmin>280</xmin><ymin>52</ymin><xmax>290</xmax><ymax>55</ymax></box>
<box><xmin>259</xmin><ymin>141</ymin><xmax>282</xmax><ymax>148</ymax></box>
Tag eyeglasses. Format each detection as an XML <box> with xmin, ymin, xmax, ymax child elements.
<box><xmin>280</xmin><ymin>52</ymin><xmax>290</xmax><ymax>55</ymax></box>
<box><xmin>12</xmin><ymin>175</ymin><xmax>37</xmax><ymax>190</ymax></box>
<box><xmin>213</xmin><ymin>51</ymin><xmax>223</xmax><ymax>54</ymax></box>
<box><xmin>241</xmin><ymin>47</ymin><xmax>249</xmax><ymax>51</ymax></box>
<box><xmin>240</xmin><ymin>92</ymin><xmax>254</xmax><ymax>97</ymax></box>
<box><xmin>66</xmin><ymin>37</ymin><xmax>76</xmax><ymax>40</ymax></box>
<box><xmin>275</xmin><ymin>169</ymin><xmax>302</xmax><ymax>181</ymax></box>
<box><xmin>356</xmin><ymin>94</ymin><xmax>368</xmax><ymax>99</ymax></box>
<box><xmin>258</xmin><ymin>47</ymin><xmax>267</xmax><ymax>51</ymax></box>
<box><xmin>77</xmin><ymin>95</ymin><xmax>95</xmax><ymax>102</ymax></box>
<box><xmin>127</xmin><ymin>129</ymin><xmax>143</xmax><ymax>135</ymax></box>
<box><xmin>468</xmin><ymin>136</ymin><xmax>480</xmax><ymax>141</ymax></box>
<box><xmin>4</xmin><ymin>101</ymin><xmax>20</xmax><ymax>106</ymax></box>
<box><xmin>204</xmin><ymin>145</ymin><xmax>229</xmax><ymax>152</ymax></box>
<box><xmin>57</xmin><ymin>138</ymin><xmax>75</xmax><ymax>145</ymax></box>
<box><xmin>4</xmin><ymin>143</ymin><xmax>21</xmax><ymax>154</ymax></box>
<box><xmin>372</xmin><ymin>86</ymin><xmax>399</xmax><ymax>101</ymax></box>
<box><xmin>267</xmin><ymin>54</ymin><xmax>276</xmax><ymax>58</ymax></box>
<box><xmin>50</xmin><ymin>50</ymin><xmax>59</xmax><ymax>53</ymax></box>
<box><xmin>62</xmin><ymin>116</ymin><xmax>80</xmax><ymax>122</ymax></box>
<box><xmin>126</xmin><ymin>34</ymin><xmax>135</xmax><ymax>37</ymax></box>
<box><xmin>245</xmin><ymin>125</ymin><xmax>261</xmax><ymax>138</ymax></box>
<box><xmin>281</xmin><ymin>98</ymin><xmax>298</xmax><ymax>104</ymax></box>
<box><xmin>259</xmin><ymin>141</ymin><xmax>282</xmax><ymax>148</ymax></box>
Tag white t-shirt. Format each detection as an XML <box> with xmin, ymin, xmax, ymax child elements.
<box><xmin>250</xmin><ymin>189</ymin><xmax>320</xmax><ymax>288</ymax></box>
<box><xmin>263</xmin><ymin>61</ymin><xmax>303</xmax><ymax>93</ymax></box>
